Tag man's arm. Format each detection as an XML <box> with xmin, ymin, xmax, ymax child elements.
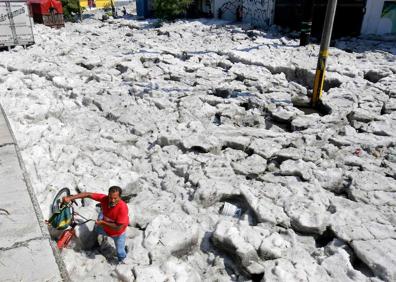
<box><xmin>97</xmin><ymin>204</ymin><xmax>129</xmax><ymax>231</ymax></box>
<box><xmin>96</xmin><ymin>220</ymin><xmax>124</xmax><ymax>231</ymax></box>
<box><xmin>99</xmin><ymin>204</ymin><xmax>129</xmax><ymax>231</ymax></box>
<box><xmin>63</xmin><ymin>192</ymin><xmax>94</xmax><ymax>203</ymax></box>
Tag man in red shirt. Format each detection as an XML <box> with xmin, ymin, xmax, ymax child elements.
<box><xmin>63</xmin><ymin>186</ymin><xmax>129</xmax><ymax>263</ymax></box>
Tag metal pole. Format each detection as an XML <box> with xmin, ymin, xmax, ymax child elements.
<box><xmin>111</xmin><ymin>0</ymin><xmax>116</xmax><ymax>18</ymax></box>
<box><xmin>78</xmin><ymin>0</ymin><xmax>82</xmax><ymax>22</ymax></box>
<box><xmin>300</xmin><ymin>0</ymin><xmax>314</xmax><ymax>46</ymax></box>
<box><xmin>311</xmin><ymin>0</ymin><xmax>338</xmax><ymax>106</ymax></box>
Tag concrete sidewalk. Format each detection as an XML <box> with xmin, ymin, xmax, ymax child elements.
<box><xmin>0</xmin><ymin>105</ymin><xmax>69</xmax><ymax>281</ymax></box>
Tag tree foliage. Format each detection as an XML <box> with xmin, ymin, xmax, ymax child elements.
<box><xmin>153</xmin><ymin>0</ymin><xmax>193</xmax><ymax>20</ymax></box>
<box><xmin>61</xmin><ymin>0</ymin><xmax>81</xmax><ymax>21</ymax></box>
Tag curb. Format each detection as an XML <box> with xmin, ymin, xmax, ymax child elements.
<box><xmin>0</xmin><ymin>104</ymin><xmax>71</xmax><ymax>282</ymax></box>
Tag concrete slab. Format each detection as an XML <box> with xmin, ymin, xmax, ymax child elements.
<box><xmin>0</xmin><ymin>238</ymin><xmax>62</xmax><ymax>281</ymax></box>
<box><xmin>0</xmin><ymin>145</ymin><xmax>42</xmax><ymax>249</ymax></box>
<box><xmin>0</xmin><ymin>109</ymin><xmax>13</xmax><ymax>145</ymax></box>
<box><xmin>0</xmin><ymin>105</ymin><xmax>68</xmax><ymax>280</ymax></box>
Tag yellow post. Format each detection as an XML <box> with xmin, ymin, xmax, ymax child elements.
<box><xmin>312</xmin><ymin>0</ymin><xmax>338</xmax><ymax>107</ymax></box>
<box><xmin>312</xmin><ymin>49</ymin><xmax>328</xmax><ymax>105</ymax></box>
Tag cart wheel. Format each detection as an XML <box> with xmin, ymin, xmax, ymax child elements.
<box><xmin>51</xmin><ymin>187</ymin><xmax>71</xmax><ymax>214</ymax></box>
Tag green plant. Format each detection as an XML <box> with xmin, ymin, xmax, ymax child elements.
<box><xmin>153</xmin><ymin>0</ymin><xmax>193</xmax><ymax>20</ymax></box>
<box><xmin>61</xmin><ymin>0</ymin><xmax>81</xmax><ymax>21</ymax></box>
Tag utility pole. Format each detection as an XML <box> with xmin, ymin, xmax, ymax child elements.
<box><xmin>312</xmin><ymin>0</ymin><xmax>338</xmax><ymax>106</ymax></box>
<box><xmin>300</xmin><ymin>0</ymin><xmax>314</xmax><ymax>46</ymax></box>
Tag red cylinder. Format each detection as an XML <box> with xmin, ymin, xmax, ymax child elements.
<box><xmin>57</xmin><ymin>229</ymin><xmax>75</xmax><ymax>250</ymax></box>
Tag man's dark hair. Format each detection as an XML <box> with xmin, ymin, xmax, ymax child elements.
<box><xmin>108</xmin><ymin>186</ymin><xmax>122</xmax><ymax>196</ymax></box>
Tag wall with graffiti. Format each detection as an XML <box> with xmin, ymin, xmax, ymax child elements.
<box><xmin>243</xmin><ymin>0</ymin><xmax>274</xmax><ymax>28</ymax></box>
<box><xmin>214</xmin><ymin>0</ymin><xmax>274</xmax><ymax>28</ymax></box>
<box><xmin>214</xmin><ymin>0</ymin><xmax>241</xmax><ymax>21</ymax></box>
<box><xmin>361</xmin><ymin>0</ymin><xmax>396</xmax><ymax>34</ymax></box>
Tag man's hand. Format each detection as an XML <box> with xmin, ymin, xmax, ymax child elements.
<box><xmin>96</xmin><ymin>220</ymin><xmax>104</xmax><ymax>226</ymax></box>
<box><xmin>62</xmin><ymin>196</ymin><xmax>71</xmax><ymax>203</ymax></box>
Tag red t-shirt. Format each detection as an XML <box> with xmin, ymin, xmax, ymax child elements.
<box><xmin>91</xmin><ymin>193</ymin><xmax>129</xmax><ymax>237</ymax></box>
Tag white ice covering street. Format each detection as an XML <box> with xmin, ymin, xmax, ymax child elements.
<box><xmin>0</xmin><ymin>13</ymin><xmax>395</xmax><ymax>282</ymax></box>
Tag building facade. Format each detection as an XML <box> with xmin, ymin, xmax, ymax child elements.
<box><xmin>137</xmin><ymin>0</ymin><xmax>396</xmax><ymax>36</ymax></box>
<box><xmin>361</xmin><ymin>0</ymin><xmax>396</xmax><ymax>34</ymax></box>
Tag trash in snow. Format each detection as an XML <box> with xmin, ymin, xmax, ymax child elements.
<box><xmin>220</xmin><ymin>202</ymin><xmax>242</xmax><ymax>219</ymax></box>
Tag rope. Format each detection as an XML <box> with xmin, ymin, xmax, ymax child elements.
<box><xmin>73</xmin><ymin>211</ymin><xmax>94</xmax><ymax>226</ymax></box>
<box><xmin>76</xmin><ymin>219</ymin><xmax>95</xmax><ymax>225</ymax></box>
